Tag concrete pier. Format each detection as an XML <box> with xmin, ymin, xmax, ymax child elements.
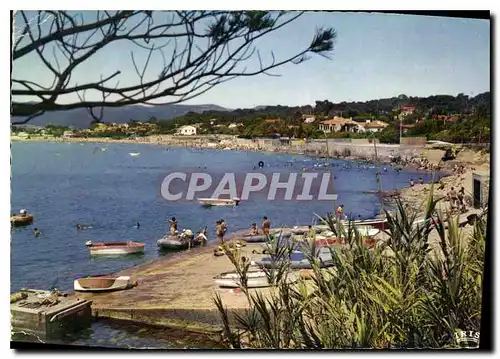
<box><xmin>72</xmin><ymin>241</ymin><xmax>271</xmax><ymax>337</ymax></box>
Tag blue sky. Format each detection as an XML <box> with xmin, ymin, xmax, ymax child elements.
<box><xmin>12</xmin><ymin>12</ymin><xmax>490</xmax><ymax>109</ymax></box>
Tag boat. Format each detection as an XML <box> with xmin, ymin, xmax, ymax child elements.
<box><xmin>157</xmin><ymin>228</ymin><xmax>207</xmax><ymax>250</ymax></box>
<box><xmin>74</xmin><ymin>275</ymin><xmax>135</xmax><ymax>292</ymax></box>
<box><xmin>85</xmin><ymin>241</ymin><xmax>144</xmax><ymax>255</ymax></box>
<box><xmin>316</xmin><ymin>218</ymin><xmax>388</xmax><ymax>231</ymax></box>
<box><xmin>198</xmin><ymin>198</ymin><xmax>240</xmax><ymax>207</ymax></box>
<box><xmin>241</xmin><ymin>231</ymin><xmax>292</xmax><ymax>243</ymax></box>
<box><xmin>129</xmin><ymin>152</ymin><xmax>140</xmax><ymax>156</ymax></box>
<box><xmin>214</xmin><ymin>270</ymin><xmax>298</xmax><ymax>288</ymax></box>
<box><xmin>256</xmin><ymin>250</ymin><xmax>334</xmax><ymax>269</ymax></box>
<box><xmin>11</xmin><ymin>214</ymin><xmax>34</xmax><ymax>227</ymax></box>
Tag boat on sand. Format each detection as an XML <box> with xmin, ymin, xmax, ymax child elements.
<box><xmin>85</xmin><ymin>241</ymin><xmax>144</xmax><ymax>255</ymax></box>
<box><xmin>74</xmin><ymin>275</ymin><xmax>136</xmax><ymax>292</ymax></box>
<box><xmin>198</xmin><ymin>198</ymin><xmax>240</xmax><ymax>207</ymax></box>
<box><xmin>214</xmin><ymin>270</ymin><xmax>298</xmax><ymax>288</ymax></box>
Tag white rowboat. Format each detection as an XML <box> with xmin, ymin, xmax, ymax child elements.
<box><xmin>198</xmin><ymin>198</ymin><xmax>240</xmax><ymax>206</ymax></box>
<box><xmin>214</xmin><ymin>270</ymin><xmax>298</xmax><ymax>288</ymax></box>
<box><xmin>85</xmin><ymin>241</ymin><xmax>145</xmax><ymax>255</ymax></box>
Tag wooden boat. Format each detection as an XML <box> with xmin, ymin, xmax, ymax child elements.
<box><xmin>11</xmin><ymin>214</ymin><xmax>34</xmax><ymax>227</ymax></box>
<box><xmin>214</xmin><ymin>270</ymin><xmax>298</xmax><ymax>288</ymax></box>
<box><xmin>74</xmin><ymin>275</ymin><xmax>135</xmax><ymax>292</ymax></box>
<box><xmin>198</xmin><ymin>197</ymin><xmax>240</xmax><ymax>206</ymax></box>
<box><xmin>85</xmin><ymin>241</ymin><xmax>144</xmax><ymax>255</ymax></box>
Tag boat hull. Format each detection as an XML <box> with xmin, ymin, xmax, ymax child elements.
<box><xmin>242</xmin><ymin>232</ymin><xmax>292</xmax><ymax>243</ymax></box>
<box><xmin>11</xmin><ymin>214</ymin><xmax>34</xmax><ymax>227</ymax></box>
<box><xmin>256</xmin><ymin>251</ymin><xmax>334</xmax><ymax>269</ymax></box>
<box><xmin>88</xmin><ymin>242</ymin><xmax>144</xmax><ymax>256</ymax></box>
<box><xmin>214</xmin><ymin>270</ymin><xmax>298</xmax><ymax>288</ymax></box>
<box><xmin>157</xmin><ymin>236</ymin><xmax>202</xmax><ymax>250</ymax></box>
<box><xmin>74</xmin><ymin>276</ymin><xmax>133</xmax><ymax>292</ymax></box>
<box><xmin>198</xmin><ymin>198</ymin><xmax>239</xmax><ymax>207</ymax></box>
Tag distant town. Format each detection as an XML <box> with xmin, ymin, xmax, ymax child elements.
<box><xmin>12</xmin><ymin>92</ymin><xmax>491</xmax><ymax>145</ymax></box>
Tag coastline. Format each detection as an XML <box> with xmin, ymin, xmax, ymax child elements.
<box><xmin>11</xmin><ymin>135</ymin><xmax>455</xmax><ymax>173</ymax></box>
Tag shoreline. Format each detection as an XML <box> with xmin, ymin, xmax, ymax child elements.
<box><xmin>11</xmin><ymin>135</ymin><xmax>454</xmax><ymax>174</ymax></box>
<box><xmin>11</xmin><ymin>135</ymin><xmax>490</xmax><ymax>347</ymax></box>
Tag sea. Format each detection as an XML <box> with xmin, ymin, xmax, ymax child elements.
<box><xmin>10</xmin><ymin>141</ymin><xmax>442</xmax><ymax>348</ymax></box>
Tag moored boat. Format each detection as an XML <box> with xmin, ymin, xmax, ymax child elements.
<box><xmin>316</xmin><ymin>218</ymin><xmax>388</xmax><ymax>231</ymax></box>
<box><xmin>85</xmin><ymin>241</ymin><xmax>144</xmax><ymax>255</ymax></box>
<box><xmin>256</xmin><ymin>250</ymin><xmax>335</xmax><ymax>269</ymax></box>
<box><xmin>129</xmin><ymin>152</ymin><xmax>140</xmax><ymax>156</ymax></box>
<box><xmin>214</xmin><ymin>270</ymin><xmax>298</xmax><ymax>288</ymax></box>
<box><xmin>11</xmin><ymin>214</ymin><xmax>34</xmax><ymax>227</ymax></box>
<box><xmin>198</xmin><ymin>197</ymin><xmax>240</xmax><ymax>206</ymax></box>
<box><xmin>74</xmin><ymin>275</ymin><xmax>135</xmax><ymax>292</ymax></box>
<box><xmin>241</xmin><ymin>231</ymin><xmax>292</xmax><ymax>243</ymax></box>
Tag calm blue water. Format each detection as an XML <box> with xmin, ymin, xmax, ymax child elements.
<box><xmin>10</xmin><ymin>141</ymin><xmax>440</xmax><ymax>348</ymax></box>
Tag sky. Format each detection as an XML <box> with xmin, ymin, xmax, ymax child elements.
<box><xmin>12</xmin><ymin>11</ymin><xmax>490</xmax><ymax>109</ymax></box>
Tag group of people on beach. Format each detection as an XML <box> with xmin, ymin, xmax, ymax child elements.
<box><xmin>167</xmin><ymin>216</ymin><xmax>271</xmax><ymax>244</ymax></box>
<box><xmin>448</xmin><ymin>186</ymin><xmax>467</xmax><ymax>212</ymax></box>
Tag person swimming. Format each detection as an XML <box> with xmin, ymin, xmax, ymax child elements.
<box><xmin>33</xmin><ymin>228</ymin><xmax>41</xmax><ymax>237</ymax></box>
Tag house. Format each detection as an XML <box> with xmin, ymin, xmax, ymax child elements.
<box><xmin>264</xmin><ymin>119</ymin><xmax>282</xmax><ymax>124</ymax></box>
<box><xmin>177</xmin><ymin>125</ymin><xmax>197</xmax><ymax>136</ymax></box>
<box><xmin>400</xmin><ymin>105</ymin><xmax>416</xmax><ymax>115</ymax></box>
<box><xmin>63</xmin><ymin>131</ymin><xmax>75</xmax><ymax>138</ymax></box>
<box><xmin>228</xmin><ymin>123</ymin><xmax>243</xmax><ymax>129</ymax></box>
<box><xmin>302</xmin><ymin>115</ymin><xmax>316</xmax><ymax>124</ymax></box>
<box><xmin>432</xmin><ymin>115</ymin><xmax>458</xmax><ymax>123</ymax></box>
<box><xmin>401</xmin><ymin>124</ymin><xmax>415</xmax><ymax>134</ymax></box>
<box><xmin>363</xmin><ymin>120</ymin><xmax>389</xmax><ymax>133</ymax></box>
<box><xmin>319</xmin><ymin>117</ymin><xmax>365</xmax><ymax>133</ymax></box>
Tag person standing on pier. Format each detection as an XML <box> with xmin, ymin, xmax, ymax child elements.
<box><xmin>262</xmin><ymin>216</ymin><xmax>271</xmax><ymax>236</ymax></box>
<box><xmin>168</xmin><ymin>217</ymin><xmax>178</xmax><ymax>235</ymax></box>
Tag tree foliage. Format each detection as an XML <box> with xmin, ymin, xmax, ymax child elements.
<box><xmin>11</xmin><ymin>10</ymin><xmax>335</xmax><ymax>123</ymax></box>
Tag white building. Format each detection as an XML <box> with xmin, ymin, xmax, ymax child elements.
<box><xmin>177</xmin><ymin>125</ymin><xmax>197</xmax><ymax>136</ymax></box>
<box><xmin>363</xmin><ymin>120</ymin><xmax>389</xmax><ymax>133</ymax></box>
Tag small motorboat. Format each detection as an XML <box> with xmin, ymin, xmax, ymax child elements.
<box><xmin>214</xmin><ymin>270</ymin><xmax>298</xmax><ymax>288</ymax></box>
<box><xmin>85</xmin><ymin>241</ymin><xmax>144</xmax><ymax>255</ymax></box>
<box><xmin>256</xmin><ymin>250</ymin><xmax>334</xmax><ymax>269</ymax></box>
<box><xmin>74</xmin><ymin>275</ymin><xmax>136</xmax><ymax>292</ymax></box>
<box><xmin>11</xmin><ymin>214</ymin><xmax>34</xmax><ymax>227</ymax></box>
<box><xmin>129</xmin><ymin>152</ymin><xmax>140</xmax><ymax>156</ymax></box>
<box><xmin>157</xmin><ymin>228</ymin><xmax>207</xmax><ymax>250</ymax></box>
<box><xmin>241</xmin><ymin>231</ymin><xmax>292</xmax><ymax>243</ymax></box>
<box><xmin>198</xmin><ymin>198</ymin><xmax>240</xmax><ymax>207</ymax></box>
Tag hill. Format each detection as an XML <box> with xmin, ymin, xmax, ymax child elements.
<box><xmin>11</xmin><ymin>103</ymin><xmax>231</xmax><ymax>129</ymax></box>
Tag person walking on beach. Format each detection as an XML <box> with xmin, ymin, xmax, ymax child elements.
<box><xmin>448</xmin><ymin>187</ymin><xmax>458</xmax><ymax>209</ymax></box>
<box><xmin>216</xmin><ymin>220</ymin><xmax>225</xmax><ymax>244</ymax></box>
<box><xmin>409</xmin><ymin>179</ymin><xmax>415</xmax><ymax>187</ymax></box>
<box><xmin>418</xmin><ymin>177</ymin><xmax>424</xmax><ymax>185</ymax></box>
<box><xmin>262</xmin><ymin>216</ymin><xmax>271</xmax><ymax>236</ymax></box>
<box><xmin>168</xmin><ymin>217</ymin><xmax>178</xmax><ymax>235</ymax></box>
<box><xmin>458</xmin><ymin>186</ymin><xmax>466</xmax><ymax>212</ymax></box>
